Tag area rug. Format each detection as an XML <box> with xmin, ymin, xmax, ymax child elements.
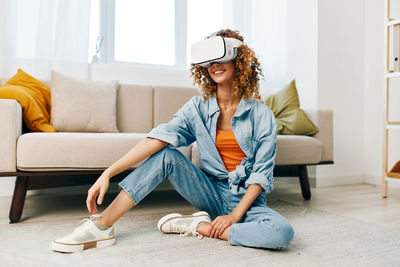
<box><xmin>1</xmin><ymin>199</ymin><xmax>400</xmax><ymax>267</ymax></box>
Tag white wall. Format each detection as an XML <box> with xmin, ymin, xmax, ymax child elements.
<box><xmin>286</xmin><ymin>0</ymin><xmax>318</xmax><ymax>109</ymax></box>
<box><xmin>243</xmin><ymin>0</ymin><xmax>291</xmax><ymax>98</ymax></box>
<box><xmin>315</xmin><ymin>0</ymin><xmax>366</xmax><ymax>186</ymax></box>
<box><xmin>272</xmin><ymin>0</ymin><xmax>368</xmax><ymax>187</ymax></box>
<box><xmin>316</xmin><ymin>0</ymin><xmax>400</xmax><ymax>189</ymax></box>
<box><xmin>363</xmin><ymin>0</ymin><xmax>385</xmax><ymax>185</ymax></box>
<box><xmin>238</xmin><ymin>0</ymin><xmax>318</xmax><ymax>110</ymax></box>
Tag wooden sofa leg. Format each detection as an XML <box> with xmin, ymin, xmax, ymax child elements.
<box><xmin>298</xmin><ymin>166</ymin><xmax>311</xmax><ymax>200</ymax></box>
<box><xmin>9</xmin><ymin>176</ymin><xmax>29</xmax><ymax>223</ymax></box>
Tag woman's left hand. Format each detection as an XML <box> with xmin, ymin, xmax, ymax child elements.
<box><xmin>209</xmin><ymin>213</ymin><xmax>241</xmax><ymax>238</ymax></box>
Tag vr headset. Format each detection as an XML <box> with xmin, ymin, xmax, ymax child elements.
<box><xmin>191</xmin><ymin>36</ymin><xmax>243</xmax><ymax>68</ymax></box>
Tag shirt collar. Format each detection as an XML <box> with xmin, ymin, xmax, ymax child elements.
<box><xmin>208</xmin><ymin>96</ymin><xmax>254</xmax><ymax>117</ymax></box>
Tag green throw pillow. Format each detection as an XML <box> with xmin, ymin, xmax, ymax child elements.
<box><xmin>264</xmin><ymin>80</ymin><xmax>319</xmax><ymax>136</ymax></box>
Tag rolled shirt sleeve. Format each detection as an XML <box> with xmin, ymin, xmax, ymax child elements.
<box><xmin>147</xmin><ymin>100</ymin><xmax>196</xmax><ymax>149</ymax></box>
<box><xmin>245</xmin><ymin>105</ymin><xmax>277</xmax><ymax>194</ymax></box>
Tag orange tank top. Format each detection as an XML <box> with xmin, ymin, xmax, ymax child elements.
<box><xmin>215</xmin><ymin>129</ymin><xmax>246</xmax><ymax>172</ymax></box>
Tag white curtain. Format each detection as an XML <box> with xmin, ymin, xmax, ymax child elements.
<box><xmin>0</xmin><ymin>0</ymin><xmax>91</xmax><ymax>80</ymax></box>
<box><xmin>224</xmin><ymin>0</ymin><xmax>291</xmax><ymax>98</ymax></box>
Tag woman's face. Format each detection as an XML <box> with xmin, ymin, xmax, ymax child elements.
<box><xmin>207</xmin><ymin>61</ymin><xmax>235</xmax><ymax>86</ymax></box>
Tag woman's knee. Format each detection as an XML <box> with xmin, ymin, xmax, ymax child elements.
<box><xmin>151</xmin><ymin>146</ymin><xmax>183</xmax><ymax>163</ymax></box>
<box><xmin>150</xmin><ymin>147</ymin><xmax>193</xmax><ymax>180</ymax></box>
<box><xmin>275</xmin><ymin>220</ymin><xmax>294</xmax><ymax>249</ymax></box>
<box><xmin>260</xmin><ymin>217</ymin><xmax>294</xmax><ymax>249</ymax></box>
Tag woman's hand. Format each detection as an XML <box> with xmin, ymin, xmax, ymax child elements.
<box><xmin>86</xmin><ymin>172</ymin><xmax>110</xmax><ymax>214</ymax></box>
<box><xmin>209</xmin><ymin>213</ymin><xmax>241</xmax><ymax>238</ymax></box>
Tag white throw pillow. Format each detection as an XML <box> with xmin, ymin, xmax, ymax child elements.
<box><xmin>50</xmin><ymin>71</ymin><xmax>119</xmax><ymax>133</ymax></box>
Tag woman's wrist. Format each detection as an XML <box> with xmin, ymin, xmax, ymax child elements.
<box><xmin>231</xmin><ymin>210</ymin><xmax>243</xmax><ymax>222</ymax></box>
<box><xmin>102</xmin><ymin>169</ymin><xmax>112</xmax><ymax>180</ymax></box>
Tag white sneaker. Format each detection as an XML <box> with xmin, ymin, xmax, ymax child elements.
<box><xmin>157</xmin><ymin>211</ymin><xmax>211</xmax><ymax>239</ymax></box>
<box><xmin>51</xmin><ymin>215</ymin><xmax>115</xmax><ymax>253</ymax></box>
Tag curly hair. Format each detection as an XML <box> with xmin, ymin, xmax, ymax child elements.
<box><xmin>190</xmin><ymin>29</ymin><xmax>263</xmax><ymax>101</ymax></box>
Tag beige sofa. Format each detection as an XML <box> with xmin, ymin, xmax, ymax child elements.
<box><xmin>0</xmin><ymin>80</ymin><xmax>333</xmax><ymax>223</ymax></box>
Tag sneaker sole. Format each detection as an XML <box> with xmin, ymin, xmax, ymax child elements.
<box><xmin>157</xmin><ymin>213</ymin><xmax>182</xmax><ymax>232</ymax></box>
<box><xmin>51</xmin><ymin>237</ymin><xmax>116</xmax><ymax>253</ymax></box>
<box><xmin>157</xmin><ymin>211</ymin><xmax>211</xmax><ymax>233</ymax></box>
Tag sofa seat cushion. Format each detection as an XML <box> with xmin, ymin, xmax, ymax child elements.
<box><xmin>17</xmin><ymin>133</ymin><xmax>191</xmax><ymax>171</ymax></box>
<box><xmin>191</xmin><ymin>135</ymin><xmax>322</xmax><ymax>169</ymax></box>
<box><xmin>275</xmin><ymin>135</ymin><xmax>322</xmax><ymax>165</ymax></box>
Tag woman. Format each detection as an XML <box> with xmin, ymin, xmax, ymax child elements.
<box><xmin>51</xmin><ymin>29</ymin><xmax>294</xmax><ymax>253</ymax></box>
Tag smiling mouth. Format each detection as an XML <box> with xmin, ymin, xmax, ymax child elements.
<box><xmin>213</xmin><ymin>70</ymin><xmax>225</xmax><ymax>75</ymax></box>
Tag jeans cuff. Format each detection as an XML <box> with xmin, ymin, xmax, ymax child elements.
<box><xmin>118</xmin><ymin>181</ymin><xmax>138</xmax><ymax>206</ymax></box>
<box><xmin>228</xmin><ymin>224</ymin><xmax>239</xmax><ymax>246</ymax></box>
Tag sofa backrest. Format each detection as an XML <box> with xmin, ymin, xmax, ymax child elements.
<box><xmin>117</xmin><ymin>85</ymin><xmax>199</xmax><ymax>133</ymax></box>
<box><xmin>1</xmin><ymin>77</ymin><xmax>200</xmax><ymax>133</ymax></box>
<box><xmin>117</xmin><ymin>84</ymin><xmax>153</xmax><ymax>133</ymax></box>
<box><xmin>153</xmin><ymin>86</ymin><xmax>200</xmax><ymax>127</ymax></box>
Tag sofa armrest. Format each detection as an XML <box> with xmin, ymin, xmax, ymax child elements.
<box><xmin>304</xmin><ymin>109</ymin><xmax>334</xmax><ymax>163</ymax></box>
<box><xmin>0</xmin><ymin>99</ymin><xmax>22</xmax><ymax>172</ymax></box>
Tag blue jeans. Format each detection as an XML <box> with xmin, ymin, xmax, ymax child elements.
<box><xmin>119</xmin><ymin>147</ymin><xmax>294</xmax><ymax>249</ymax></box>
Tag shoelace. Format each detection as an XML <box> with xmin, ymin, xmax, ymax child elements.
<box><xmin>170</xmin><ymin>223</ymin><xmax>204</xmax><ymax>239</ymax></box>
<box><xmin>68</xmin><ymin>215</ymin><xmax>99</xmax><ymax>237</ymax></box>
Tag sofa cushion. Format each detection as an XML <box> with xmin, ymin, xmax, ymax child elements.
<box><xmin>117</xmin><ymin>84</ymin><xmax>153</xmax><ymax>133</ymax></box>
<box><xmin>275</xmin><ymin>135</ymin><xmax>322</xmax><ymax>165</ymax></box>
<box><xmin>0</xmin><ymin>69</ymin><xmax>55</xmax><ymax>132</ymax></box>
<box><xmin>191</xmin><ymin>135</ymin><xmax>323</xmax><ymax>169</ymax></box>
<box><xmin>50</xmin><ymin>71</ymin><xmax>119</xmax><ymax>133</ymax></box>
<box><xmin>153</xmin><ymin>86</ymin><xmax>199</xmax><ymax>126</ymax></box>
<box><xmin>17</xmin><ymin>133</ymin><xmax>191</xmax><ymax>171</ymax></box>
<box><xmin>265</xmin><ymin>80</ymin><xmax>319</xmax><ymax>136</ymax></box>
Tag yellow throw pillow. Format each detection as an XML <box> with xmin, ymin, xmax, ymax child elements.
<box><xmin>265</xmin><ymin>80</ymin><xmax>319</xmax><ymax>136</ymax></box>
<box><xmin>0</xmin><ymin>69</ymin><xmax>56</xmax><ymax>132</ymax></box>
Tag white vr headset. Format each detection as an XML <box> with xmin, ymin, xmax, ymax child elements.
<box><xmin>191</xmin><ymin>36</ymin><xmax>243</xmax><ymax>68</ymax></box>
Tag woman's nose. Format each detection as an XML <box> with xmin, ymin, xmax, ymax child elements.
<box><xmin>210</xmin><ymin>62</ymin><xmax>221</xmax><ymax>67</ymax></box>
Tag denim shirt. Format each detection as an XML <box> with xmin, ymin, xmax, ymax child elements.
<box><xmin>147</xmin><ymin>96</ymin><xmax>277</xmax><ymax>195</ymax></box>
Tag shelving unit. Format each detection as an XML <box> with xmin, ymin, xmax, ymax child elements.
<box><xmin>383</xmin><ymin>0</ymin><xmax>400</xmax><ymax>197</ymax></box>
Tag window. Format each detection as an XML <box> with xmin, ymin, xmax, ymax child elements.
<box><xmin>13</xmin><ymin>0</ymin><xmax>40</xmax><ymax>59</ymax></box>
<box><xmin>114</xmin><ymin>0</ymin><xmax>175</xmax><ymax>65</ymax></box>
<box><xmin>90</xmin><ymin>0</ymin><xmax>224</xmax><ymax>69</ymax></box>
<box><xmin>186</xmin><ymin>0</ymin><xmax>223</xmax><ymax>66</ymax></box>
<box><xmin>88</xmin><ymin>0</ymin><xmax>100</xmax><ymax>63</ymax></box>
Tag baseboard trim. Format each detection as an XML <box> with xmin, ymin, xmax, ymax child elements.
<box><xmin>364</xmin><ymin>174</ymin><xmax>400</xmax><ymax>188</ymax></box>
<box><xmin>316</xmin><ymin>174</ymin><xmax>364</xmax><ymax>187</ymax></box>
<box><xmin>364</xmin><ymin>174</ymin><xmax>380</xmax><ymax>186</ymax></box>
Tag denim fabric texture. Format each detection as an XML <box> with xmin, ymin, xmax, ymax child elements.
<box><xmin>119</xmin><ymin>148</ymin><xmax>294</xmax><ymax>249</ymax></box>
<box><xmin>147</xmin><ymin>96</ymin><xmax>277</xmax><ymax>195</ymax></box>
<box><xmin>118</xmin><ymin>96</ymin><xmax>294</xmax><ymax>249</ymax></box>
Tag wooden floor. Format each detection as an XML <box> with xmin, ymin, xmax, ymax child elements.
<box><xmin>1</xmin><ymin>179</ymin><xmax>399</xmax><ymax>230</ymax></box>
<box><xmin>270</xmin><ymin>179</ymin><xmax>400</xmax><ymax>230</ymax></box>
<box><xmin>1</xmin><ymin>180</ymin><xmax>400</xmax><ymax>267</ymax></box>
